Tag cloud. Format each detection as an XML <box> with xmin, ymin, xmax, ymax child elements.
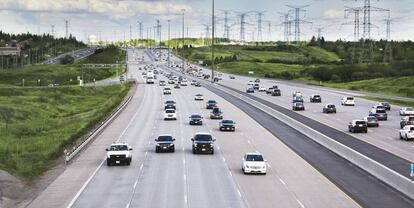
<box><xmin>323</xmin><ymin>9</ymin><xmax>343</xmax><ymax>18</ymax></box>
<box><xmin>0</xmin><ymin>0</ymin><xmax>193</xmax><ymax>19</ymax></box>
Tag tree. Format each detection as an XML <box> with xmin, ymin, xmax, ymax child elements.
<box><xmin>0</xmin><ymin>108</ymin><xmax>14</xmax><ymax>130</ymax></box>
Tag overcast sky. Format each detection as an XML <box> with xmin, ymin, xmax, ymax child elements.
<box><xmin>0</xmin><ymin>0</ymin><xmax>413</xmax><ymax>42</ymax></box>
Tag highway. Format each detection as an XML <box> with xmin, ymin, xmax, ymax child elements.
<box><xmin>28</xmin><ymin>49</ymin><xmax>366</xmax><ymax>208</ymax></box>
<box><xmin>43</xmin><ymin>47</ymin><xmax>98</xmax><ymax>65</ymax></box>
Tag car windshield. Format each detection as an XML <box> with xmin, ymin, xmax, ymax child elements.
<box><xmin>347</xmin><ymin>97</ymin><xmax>354</xmax><ymax>100</ymax></box>
<box><xmin>313</xmin><ymin>95</ymin><xmax>320</xmax><ymax>98</ymax></box>
<box><xmin>165</xmin><ymin>100</ymin><xmax>175</xmax><ymax>104</ymax></box>
<box><xmin>194</xmin><ymin>134</ymin><xmax>213</xmax><ymax>141</ymax></box>
<box><xmin>166</xmin><ymin>110</ymin><xmax>175</xmax><ymax>113</ymax></box>
<box><xmin>356</xmin><ymin>121</ymin><xmax>366</xmax><ymax>125</ymax></box>
<box><xmin>110</xmin><ymin>145</ymin><xmax>128</xmax><ymax>151</ymax></box>
<box><xmin>213</xmin><ymin>108</ymin><xmax>220</xmax><ymax>113</ymax></box>
<box><xmin>367</xmin><ymin>117</ymin><xmax>377</xmax><ymax>121</ymax></box>
<box><xmin>196</xmin><ymin>94</ymin><xmax>202</xmax><ymax>96</ymax></box>
<box><xmin>191</xmin><ymin>115</ymin><xmax>202</xmax><ymax>119</ymax></box>
<box><xmin>327</xmin><ymin>105</ymin><xmax>335</xmax><ymax>108</ymax></box>
<box><xmin>157</xmin><ymin>136</ymin><xmax>173</xmax><ymax>141</ymax></box>
<box><xmin>164</xmin><ymin>88</ymin><xmax>170</xmax><ymax>90</ymax></box>
<box><xmin>376</xmin><ymin>109</ymin><xmax>386</xmax><ymax>113</ymax></box>
<box><xmin>406</xmin><ymin>107</ymin><xmax>413</xmax><ymax>111</ymax></box>
<box><xmin>409</xmin><ymin>117</ymin><xmax>414</xmax><ymax>121</ymax></box>
<box><xmin>246</xmin><ymin>154</ymin><xmax>264</xmax><ymax>161</ymax></box>
<box><xmin>222</xmin><ymin>120</ymin><xmax>233</xmax><ymax>124</ymax></box>
<box><xmin>208</xmin><ymin>100</ymin><xmax>216</xmax><ymax>104</ymax></box>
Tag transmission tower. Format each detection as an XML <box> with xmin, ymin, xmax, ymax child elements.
<box><xmin>267</xmin><ymin>21</ymin><xmax>272</xmax><ymax>41</ymax></box>
<box><xmin>344</xmin><ymin>7</ymin><xmax>361</xmax><ymax>41</ymax></box>
<box><xmin>137</xmin><ymin>21</ymin><xmax>143</xmax><ymax>40</ymax></box>
<box><xmin>221</xmin><ymin>10</ymin><xmax>231</xmax><ymax>40</ymax></box>
<box><xmin>316</xmin><ymin>27</ymin><xmax>323</xmax><ymax>39</ymax></box>
<box><xmin>65</xmin><ymin>20</ymin><xmax>69</xmax><ymax>39</ymax></box>
<box><xmin>203</xmin><ymin>24</ymin><xmax>211</xmax><ymax>45</ymax></box>
<box><xmin>235</xmin><ymin>12</ymin><xmax>250</xmax><ymax>42</ymax></box>
<box><xmin>129</xmin><ymin>24</ymin><xmax>132</xmax><ymax>40</ymax></box>
<box><xmin>278</xmin><ymin>12</ymin><xmax>291</xmax><ymax>43</ymax></box>
<box><xmin>253</xmin><ymin>11</ymin><xmax>265</xmax><ymax>42</ymax></box>
<box><xmin>286</xmin><ymin>5</ymin><xmax>311</xmax><ymax>42</ymax></box>
<box><xmin>156</xmin><ymin>20</ymin><xmax>161</xmax><ymax>47</ymax></box>
<box><xmin>383</xmin><ymin>13</ymin><xmax>393</xmax><ymax>62</ymax></box>
<box><xmin>354</xmin><ymin>0</ymin><xmax>389</xmax><ymax>39</ymax></box>
<box><xmin>50</xmin><ymin>25</ymin><xmax>55</xmax><ymax>37</ymax></box>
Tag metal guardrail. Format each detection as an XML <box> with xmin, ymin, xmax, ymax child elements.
<box><xmin>64</xmin><ymin>95</ymin><xmax>133</xmax><ymax>163</ymax></box>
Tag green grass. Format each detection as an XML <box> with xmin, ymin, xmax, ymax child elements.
<box><xmin>322</xmin><ymin>76</ymin><xmax>414</xmax><ymax>99</ymax></box>
<box><xmin>358</xmin><ymin>96</ymin><xmax>414</xmax><ymax>108</ymax></box>
<box><xmin>217</xmin><ymin>62</ymin><xmax>303</xmax><ymax>78</ymax></box>
<box><xmin>0</xmin><ymin>47</ymin><xmax>126</xmax><ymax>87</ymax></box>
<box><xmin>0</xmin><ymin>84</ymin><xmax>131</xmax><ymax>181</ymax></box>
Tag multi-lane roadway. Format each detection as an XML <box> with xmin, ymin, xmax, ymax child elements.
<box><xmin>27</xmin><ymin>48</ymin><xmax>414</xmax><ymax>208</ymax></box>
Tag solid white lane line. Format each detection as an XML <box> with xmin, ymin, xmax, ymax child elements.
<box><xmin>297</xmin><ymin>199</ymin><xmax>305</xmax><ymax>208</ymax></box>
<box><xmin>266</xmin><ymin>163</ymin><xmax>271</xmax><ymax>168</ymax></box>
<box><xmin>133</xmin><ymin>180</ymin><xmax>138</xmax><ymax>189</ymax></box>
<box><xmin>279</xmin><ymin>178</ymin><xmax>286</xmax><ymax>185</ymax></box>
<box><xmin>140</xmin><ymin>163</ymin><xmax>143</xmax><ymax>170</ymax></box>
<box><xmin>237</xmin><ymin>190</ymin><xmax>242</xmax><ymax>198</ymax></box>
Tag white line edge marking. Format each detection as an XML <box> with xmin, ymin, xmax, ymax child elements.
<box><xmin>297</xmin><ymin>199</ymin><xmax>305</xmax><ymax>208</ymax></box>
<box><xmin>133</xmin><ymin>180</ymin><xmax>138</xmax><ymax>189</ymax></box>
<box><xmin>279</xmin><ymin>178</ymin><xmax>286</xmax><ymax>185</ymax></box>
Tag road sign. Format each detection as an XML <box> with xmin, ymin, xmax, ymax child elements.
<box><xmin>248</xmin><ymin>71</ymin><xmax>254</xmax><ymax>75</ymax></box>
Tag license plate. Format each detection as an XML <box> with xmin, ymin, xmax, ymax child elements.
<box><xmin>163</xmin><ymin>147</ymin><xmax>167</xmax><ymax>149</ymax></box>
<box><xmin>116</xmin><ymin>161</ymin><xmax>120</xmax><ymax>164</ymax></box>
<box><xmin>202</xmin><ymin>148</ymin><xmax>206</xmax><ymax>151</ymax></box>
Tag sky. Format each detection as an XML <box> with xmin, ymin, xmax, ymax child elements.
<box><xmin>0</xmin><ymin>0</ymin><xmax>413</xmax><ymax>42</ymax></box>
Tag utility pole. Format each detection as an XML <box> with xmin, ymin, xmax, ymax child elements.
<box><xmin>222</xmin><ymin>10</ymin><xmax>231</xmax><ymax>40</ymax></box>
<box><xmin>137</xmin><ymin>21</ymin><xmax>143</xmax><ymax>40</ymax></box>
<box><xmin>168</xmin><ymin>20</ymin><xmax>171</xmax><ymax>67</ymax></box>
<box><xmin>383</xmin><ymin>12</ymin><xmax>393</xmax><ymax>62</ymax></box>
<box><xmin>278</xmin><ymin>12</ymin><xmax>291</xmax><ymax>43</ymax></box>
<box><xmin>211</xmin><ymin>0</ymin><xmax>215</xmax><ymax>82</ymax></box>
<box><xmin>182</xmin><ymin>9</ymin><xmax>186</xmax><ymax>73</ymax></box>
<box><xmin>286</xmin><ymin>5</ymin><xmax>311</xmax><ymax>42</ymax></box>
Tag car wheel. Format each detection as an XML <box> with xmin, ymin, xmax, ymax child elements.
<box><xmin>400</xmin><ymin>134</ymin><xmax>403</xmax><ymax>140</ymax></box>
<box><xmin>107</xmin><ymin>160</ymin><xmax>111</xmax><ymax>166</ymax></box>
<box><xmin>406</xmin><ymin>134</ymin><xmax>409</xmax><ymax>141</ymax></box>
<box><xmin>365</xmin><ymin>130</ymin><xmax>368</xmax><ymax>133</ymax></box>
<box><xmin>156</xmin><ymin>148</ymin><xmax>159</xmax><ymax>153</ymax></box>
<box><xmin>211</xmin><ymin>150</ymin><xmax>214</xmax><ymax>154</ymax></box>
<box><xmin>192</xmin><ymin>149</ymin><xmax>196</xmax><ymax>154</ymax></box>
<box><xmin>126</xmin><ymin>161</ymin><xmax>131</xmax><ymax>166</ymax></box>
<box><xmin>172</xmin><ymin>147</ymin><xmax>175</xmax><ymax>153</ymax></box>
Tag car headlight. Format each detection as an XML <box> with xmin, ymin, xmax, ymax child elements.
<box><xmin>170</xmin><ymin>143</ymin><xmax>174</xmax><ymax>146</ymax></box>
<box><xmin>107</xmin><ymin>154</ymin><xmax>110</xmax><ymax>158</ymax></box>
<box><xmin>156</xmin><ymin>143</ymin><xmax>160</xmax><ymax>146</ymax></box>
<box><xmin>194</xmin><ymin>144</ymin><xmax>198</xmax><ymax>147</ymax></box>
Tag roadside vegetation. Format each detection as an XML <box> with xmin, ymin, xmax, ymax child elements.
<box><xmin>0</xmin><ymin>46</ymin><xmax>126</xmax><ymax>87</ymax></box>
<box><xmin>0</xmin><ymin>84</ymin><xmax>131</xmax><ymax>181</ymax></box>
<box><xmin>177</xmin><ymin>38</ymin><xmax>414</xmax><ymax>98</ymax></box>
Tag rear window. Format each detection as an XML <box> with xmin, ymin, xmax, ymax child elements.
<box><xmin>246</xmin><ymin>154</ymin><xmax>264</xmax><ymax>161</ymax></box>
<box><xmin>410</xmin><ymin>127</ymin><xmax>414</xmax><ymax>131</ymax></box>
<box><xmin>313</xmin><ymin>95</ymin><xmax>320</xmax><ymax>98</ymax></box>
<box><xmin>347</xmin><ymin>97</ymin><xmax>354</xmax><ymax>100</ymax></box>
<box><xmin>356</xmin><ymin>121</ymin><xmax>366</xmax><ymax>125</ymax></box>
<box><xmin>166</xmin><ymin>110</ymin><xmax>175</xmax><ymax>113</ymax></box>
<box><xmin>409</xmin><ymin>117</ymin><xmax>414</xmax><ymax>121</ymax></box>
<box><xmin>376</xmin><ymin>109</ymin><xmax>386</xmax><ymax>113</ymax></box>
<box><xmin>327</xmin><ymin>105</ymin><xmax>335</xmax><ymax>108</ymax></box>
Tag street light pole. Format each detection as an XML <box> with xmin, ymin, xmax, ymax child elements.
<box><xmin>182</xmin><ymin>9</ymin><xmax>186</xmax><ymax>73</ymax></box>
<box><xmin>211</xmin><ymin>0</ymin><xmax>215</xmax><ymax>82</ymax></box>
<box><xmin>168</xmin><ymin>20</ymin><xmax>171</xmax><ymax>68</ymax></box>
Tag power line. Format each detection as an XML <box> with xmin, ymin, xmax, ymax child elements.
<box><xmin>286</xmin><ymin>5</ymin><xmax>311</xmax><ymax>42</ymax></box>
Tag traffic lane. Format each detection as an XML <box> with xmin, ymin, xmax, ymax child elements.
<box><xmin>181</xmin><ymin>82</ymin><xmax>358</xmax><ymax>208</ymax></box>
<box><xmin>72</xmin><ymin>82</ymin><xmax>160</xmax><ymax>208</ymax></box>
<box><xmin>128</xmin><ymin>83</ymin><xmax>188</xmax><ymax>208</ymax></box>
<box><xmin>173</xmin><ymin>84</ymin><xmax>246</xmax><ymax>208</ymax></box>
<box><xmin>214</xmin><ymin>74</ymin><xmax>414</xmax><ymax>161</ymax></box>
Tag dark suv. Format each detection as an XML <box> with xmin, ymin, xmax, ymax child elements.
<box><xmin>400</xmin><ymin>116</ymin><xmax>414</xmax><ymax>129</ymax></box>
<box><xmin>164</xmin><ymin>100</ymin><xmax>176</xmax><ymax>110</ymax></box>
<box><xmin>219</xmin><ymin>120</ymin><xmax>236</xmax><ymax>131</ymax></box>
<box><xmin>189</xmin><ymin>114</ymin><xmax>203</xmax><ymax>125</ymax></box>
<box><xmin>210</xmin><ymin>107</ymin><xmax>223</xmax><ymax>119</ymax></box>
<box><xmin>206</xmin><ymin>100</ymin><xmax>218</xmax><ymax>109</ymax></box>
<box><xmin>271</xmin><ymin>88</ymin><xmax>281</xmax><ymax>96</ymax></box>
<box><xmin>192</xmin><ymin>133</ymin><xmax>215</xmax><ymax>154</ymax></box>
<box><xmin>348</xmin><ymin>120</ymin><xmax>368</xmax><ymax>133</ymax></box>
<box><xmin>310</xmin><ymin>94</ymin><xmax>322</xmax><ymax>103</ymax></box>
<box><xmin>323</xmin><ymin>104</ymin><xmax>336</xmax><ymax>114</ymax></box>
<box><xmin>155</xmin><ymin>135</ymin><xmax>175</xmax><ymax>153</ymax></box>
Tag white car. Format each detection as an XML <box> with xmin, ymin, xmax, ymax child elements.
<box><xmin>106</xmin><ymin>143</ymin><xmax>133</xmax><ymax>166</ymax></box>
<box><xmin>194</xmin><ymin>94</ymin><xmax>204</xmax><ymax>101</ymax></box>
<box><xmin>242</xmin><ymin>152</ymin><xmax>267</xmax><ymax>175</ymax></box>
<box><xmin>248</xmin><ymin>81</ymin><xmax>254</xmax><ymax>86</ymax></box>
<box><xmin>399</xmin><ymin>107</ymin><xmax>414</xmax><ymax>116</ymax></box>
<box><xmin>191</xmin><ymin>80</ymin><xmax>197</xmax><ymax>85</ymax></box>
<box><xmin>181</xmin><ymin>81</ymin><xmax>188</xmax><ymax>86</ymax></box>
<box><xmin>164</xmin><ymin>109</ymin><xmax>177</xmax><ymax>120</ymax></box>
<box><xmin>163</xmin><ymin>88</ymin><xmax>171</xmax><ymax>95</ymax></box>
<box><xmin>399</xmin><ymin>125</ymin><xmax>414</xmax><ymax>141</ymax></box>
<box><xmin>258</xmin><ymin>87</ymin><xmax>267</xmax><ymax>92</ymax></box>
<box><xmin>341</xmin><ymin>96</ymin><xmax>355</xmax><ymax>106</ymax></box>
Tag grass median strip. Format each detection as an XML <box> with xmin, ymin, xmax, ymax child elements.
<box><xmin>0</xmin><ymin>84</ymin><xmax>131</xmax><ymax>182</ymax></box>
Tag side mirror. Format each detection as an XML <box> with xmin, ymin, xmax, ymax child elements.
<box><xmin>173</xmin><ymin>138</ymin><xmax>176</xmax><ymax>141</ymax></box>
<box><xmin>105</xmin><ymin>148</ymin><xmax>109</xmax><ymax>151</ymax></box>
<box><xmin>191</xmin><ymin>138</ymin><xmax>194</xmax><ymax>141</ymax></box>
<box><xmin>129</xmin><ymin>148</ymin><xmax>133</xmax><ymax>150</ymax></box>
<box><xmin>264</xmin><ymin>159</ymin><xmax>268</xmax><ymax>162</ymax></box>
<box><xmin>213</xmin><ymin>139</ymin><xmax>216</xmax><ymax>142</ymax></box>
<box><xmin>154</xmin><ymin>139</ymin><xmax>158</xmax><ymax>141</ymax></box>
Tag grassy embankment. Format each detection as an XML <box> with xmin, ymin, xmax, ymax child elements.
<box><xmin>0</xmin><ymin>84</ymin><xmax>131</xmax><ymax>181</ymax></box>
<box><xmin>181</xmin><ymin>45</ymin><xmax>413</xmax><ymax>98</ymax></box>
<box><xmin>0</xmin><ymin>47</ymin><xmax>126</xmax><ymax>87</ymax></box>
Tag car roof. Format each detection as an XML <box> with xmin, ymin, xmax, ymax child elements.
<box><xmin>194</xmin><ymin>132</ymin><xmax>211</xmax><ymax>135</ymax></box>
<box><xmin>158</xmin><ymin>134</ymin><xmax>172</xmax><ymax>137</ymax></box>
<box><xmin>325</xmin><ymin>103</ymin><xmax>335</xmax><ymax>106</ymax></box>
<box><xmin>352</xmin><ymin>119</ymin><xmax>365</xmax><ymax>122</ymax></box>
<box><xmin>111</xmin><ymin>143</ymin><xmax>129</xmax><ymax>146</ymax></box>
<box><xmin>245</xmin><ymin>152</ymin><xmax>263</xmax><ymax>156</ymax></box>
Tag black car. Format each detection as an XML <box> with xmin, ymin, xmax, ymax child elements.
<box><xmin>230</xmin><ymin>76</ymin><xmax>236</xmax><ymax>79</ymax></box>
<box><xmin>210</xmin><ymin>107</ymin><xmax>223</xmax><ymax>119</ymax></box>
<box><xmin>310</xmin><ymin>94</ymin><xmax>322</xmax><ymax>103</ymax></box>
<box><xmin>292</xmin><ymin>102</ymin><xmax>305</xmax><ymax>111</ymax></box>
<box><xmin>246</xmin><ymin>87</ymin><xmax>255</xmax><ymax>93</ymax></box>
<box><xmin>189</xmin><ymin>114</ymin><xmax>203</xmax><ymax>125</ymax></box>
<box><xmin>323</xmin><ymin>104</ymin><xmax>336</xmax><ymax>113</ymax></box>
<box><xmin>206</xmin><ymin>100</ymin><xmax>218</xmax><ymax>109</ymax></box>
<box><xmin>293</xmin><ymin>96</ymin><xmax>304</xmax><ymax>103</ymax></box>
<box><xmin>192</xmin><ymin>133</ymin><xmax>215</xmax><ymax>154</ymax></box>
<box><xmin>219</xmin><ymin>120</ymin><xmax>236</xmax><ymax>131</ymax></box>
<box><xmin>255</xmin><ymin>78</ymin><xmax>260</xmax><ymax>83</ymax></box>
<box><xmin>174</xmin><ymin>84</ymin><xmax>181</xmax><ymax>89</ymax></box>
<box><xmin>155</xmin><ymin>135</ymin><xmax>175</xmax><ymax>153</ymax></box>
<box><xmin>271</xmin><ymin>89</ymin><xmax>281</xmax><ymax>96</ymax></box>
<box><xmin>379</xmin><ymin>102</ymin><xmax>391</xmax><ymax>111</ymax></box>
<box><xmin>164</xmin><ymin>100</ymin><xmax>176</xmax><ymax>110</ymax></box>
<box><xmin>348</xmin><ymin>120</ymin><xmax>368</xmax><ymax>133</ymax></box>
